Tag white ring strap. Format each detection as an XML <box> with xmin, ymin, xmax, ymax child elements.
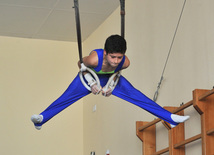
<box><xmin>79</xmin><ymin>67</ymin><xmax>101</xmax><ymax>91</ymax></box>
<box><xmin>102</xmin><ymin>71</ymin><xmax>121</xmax><ymax>94</ymax></box>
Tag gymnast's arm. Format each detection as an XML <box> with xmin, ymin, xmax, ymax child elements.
<box><xmin>121</xmin><ymin>55</ymin><xmax>130</xmax><ymax>70</ymax></box>
<box><xmin>77</xmin><ymin>51</ymin><xmax>98</xmax><ymax>69</ymax></box>
<box><xmin>78</xmin><ymin>51</ymin><xmax>101</xmax><ymax>94</ymax></box>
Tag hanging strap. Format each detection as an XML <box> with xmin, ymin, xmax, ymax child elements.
<box><xmin>74</xmin><ymin>0</ymin><xmax>83</xmax><ymax>63</ymax></box>
<box><xmin>120</xmin><ymin>0</ymin><xmax>125</xmax><ymax>38</ymax></box>
<box><xmin>73</xmin><ymin>0</ymin><xmax>100</xmax><ymax>91</ymax></box>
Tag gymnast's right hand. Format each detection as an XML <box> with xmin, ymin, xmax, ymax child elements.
<box><xmin>91</xmin><ymin>84</ymin><xmax>101</xmax><ymax>95</ymax></box>
<box><xmin>84</xmin><ymin>72</ymin><xmax>101</xmax><ymax>95</ymax></box>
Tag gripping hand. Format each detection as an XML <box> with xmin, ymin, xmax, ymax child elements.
<box><xmin>91</xmin><ymin>84</ymin><xmax>101</xmax><ymax>95</ymax></box>
<box><xmin>84</xmin><ymin>73</ymin><xmax>101</xmax><ymax>94</ymax></box>
<box><xmin>102</xmin><ymin>80</ymin><xmax>114</xmax><ymax>97</ymax></box>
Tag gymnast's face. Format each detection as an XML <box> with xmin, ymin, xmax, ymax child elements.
<box><xmin>105</xmin><ymin>51</ymin><xmax>124</xmax><ymax>67</ymax></box>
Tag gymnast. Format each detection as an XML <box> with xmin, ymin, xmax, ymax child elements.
<box><xmin>31</xmin><ymin>34</ymin><xmax>189</xmax><ymax>130</ymax></box>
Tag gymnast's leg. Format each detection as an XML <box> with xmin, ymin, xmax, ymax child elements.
<box><xmin>112</xmin><ymin>76</ymin><xmax>189</xmax><ymax>127</ymax></box>
<box><xmin>31</xmin><ymin>74</ymin><xmax>90</xmax><ymax>130</ymax></box>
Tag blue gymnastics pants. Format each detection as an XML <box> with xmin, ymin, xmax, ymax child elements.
<box><xmin>35</xmin><ymin>74</ymin><xmax>178</xmax><ymax>127</ymax></box>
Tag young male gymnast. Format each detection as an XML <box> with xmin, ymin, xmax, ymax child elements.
<box><xmin>31</xmin><ymin>34</ymin><xmax>189</xmax><ymax>130</ymax></box>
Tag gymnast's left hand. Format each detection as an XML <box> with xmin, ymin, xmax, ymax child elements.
<box><xmin>102</xmin><ymin>87</ymin><xmax>112</xmax><ymax>97</ymax></box>
<box><xmin>91</xmin><ymin>84</ymin><xmax>101</xmax><ymax>95</ymax></box>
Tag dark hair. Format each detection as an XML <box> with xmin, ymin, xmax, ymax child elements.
<box><xmin>104</xmin><ymin>35</ymin><xmax>127</xmax><ymax>54</ymax></box>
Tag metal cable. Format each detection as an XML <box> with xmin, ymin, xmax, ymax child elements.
<box><xmin>153</xmin><ymin>0</ymin><xmax>187</xmax><ymax>102</ymax></box>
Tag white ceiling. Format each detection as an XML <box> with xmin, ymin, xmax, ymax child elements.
<box><xmin>0</xmin><ymin>0</ymin><xmax>119</xmax><ymax>42</ymax></box>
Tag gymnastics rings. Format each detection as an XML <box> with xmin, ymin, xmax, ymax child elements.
<box><xmin>101</xmin><ymin>71</ymin><xmax>121</xmax><ymax>96</ymax></box>
<box><xmin>79</xmin><ymin>63</ymin><xmax>101</xmax><ymax>91</ymax></box>
<box><xmin>79</xmin><ymin>63</ymin><xmax>121</xmax><ymax>94</ymax></box>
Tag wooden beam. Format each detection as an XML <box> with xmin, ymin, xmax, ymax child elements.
<box><xmin>136</xmin><ymin>88</ymin><xmax>214</xmax><ymax>155</ymax></box>
<box><xmin>164</xmin><ymin>107</ymin><xmax>185</xmax><ymax>155</ymax></box>
<box><xmin>193</xmin><ymin>89</ymin><xmax>214</xmax><ymax>155</ymax></box>
<box><xmin>136</xmin><ymin>121</ymin><xmax>156</xmax><ymax>155</ymax></box>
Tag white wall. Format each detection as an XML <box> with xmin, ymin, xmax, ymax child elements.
<box><xmin>83</xmin><ymin>0</ymin><xmax>214</xmax><ymax>154</ymax></box>
<box><xmin>0</xmin><ymin>36</ymin><xmax>83</xmax><ymax>155</ymax></box>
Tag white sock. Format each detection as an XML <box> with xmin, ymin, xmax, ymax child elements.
<box><xmin>31</xmin><ymin>114</ymin><xmax>43</xmax><ymax>124</ymax></box>
<box><xmin>171</xmin><ymin>114</ymin><xmax>190</xmax><ymax>123</ymax></box>
<box><xmin>35</xmin><ymin>126</ymin><xmax>42</xmax><ymax>130</ymax></box>
<box><xmin>170</xmin><ymin>124</ymin><xmax>177</xmax><ymax>128</ymax></box>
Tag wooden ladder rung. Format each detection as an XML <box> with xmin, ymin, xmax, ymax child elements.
<box><xmin>138</xmin><ymin>118</ymin><xmax>161</xmax><ymax>131</ymax></box>
<box><xmin>174</xmin><ymin>134</ymin><xmax>201</xmax><ymax>149</ymax></box>
<box><xmin>151</xmin><ymin>147</ymin><xmax>169</xmax><ymax>155</ymax></box>
<box><xmin>172</xmin><ymin>100</ymin><xmax>193</xmax><ymax>113</ymax></box>
<box><xmin>207</xmin><ymin>128</ymin><xmax>214</xmax><ymax>135</ymax></box>
<box><xmin>199</xmin><ymin>88</ymin><xmax>214</xmax><ymax>101</ymax></box>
